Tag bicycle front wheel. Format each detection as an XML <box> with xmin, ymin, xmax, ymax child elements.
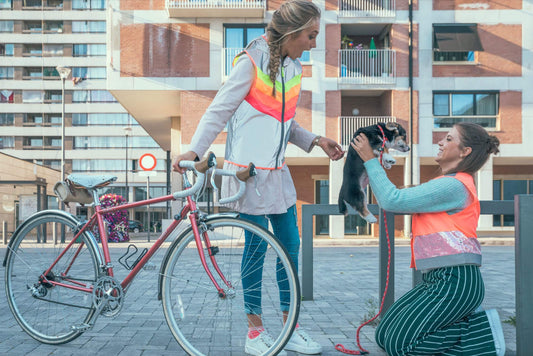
<box><xmin>4</xmin><ymin>210</ymin><xmax>101</xmax><ymax>344</ymax></box>
<box><xmin>161</xmin><ymin>216</ymin><xmax>300</xmax><ymax>356</ymax></box>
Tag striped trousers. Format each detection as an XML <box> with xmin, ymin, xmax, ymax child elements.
<box><xmin>375</xmin><ymin>265</ymin><xmax>497</xmax><ymax>355</ymax></box>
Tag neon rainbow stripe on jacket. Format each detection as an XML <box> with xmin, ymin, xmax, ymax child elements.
<box><xmin>234</xmin><ymin>53</ymin><xmax>302</xmax><ymax>122</ymax></box>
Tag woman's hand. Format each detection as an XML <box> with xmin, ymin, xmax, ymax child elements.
<box><xmin>318</xmin><ymin>137</ymin><xmax>345</xmax><ymax>161</ymax></box>
<box><xmin>172</xmin><ymin>151</ymin><xmax>198</xmax><ymax>174</ymax></box>
<box><xmin>350</xmin><ymin>133</ymin><xmax>375</xmax><ymax>162</ymax></box>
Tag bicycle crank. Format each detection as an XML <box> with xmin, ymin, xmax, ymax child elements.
<box><xmin>92</xmin><ymin>276</ymin><xmax>124</xmax><ymax>317</ymax></box>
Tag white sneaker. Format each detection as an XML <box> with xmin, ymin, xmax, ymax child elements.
<box><xmin>486</xmin><ymin>309</ymin><xmax>505</xmax><ymax>356</ymax></box>
<box><xmin>245</xmin><ymin>331</ymin><xmax>287</xmax><ymax>356</ymax></box>
<box><xmin>284</xmin><ymin>328</ymin><xmax>323</xmax><ymax>354</ymax></box>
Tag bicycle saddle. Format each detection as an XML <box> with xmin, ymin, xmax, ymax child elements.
<box><xmin>67</xmin><ymin>174</ymin><xmax>117</xmax><ymax>189</ymax></box>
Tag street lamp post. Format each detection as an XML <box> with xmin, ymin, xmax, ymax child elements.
<box><xmin>123</xmin><ymin>126</ymin><xmax>132</xmax><ymax>201</ymax></box>
<box><xmin>56</xmin><ymin>66</ymin><xmax>71</xmax><ymax>183</ymax></box>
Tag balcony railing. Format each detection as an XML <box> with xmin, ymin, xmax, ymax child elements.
<box><xmin>166</xmin><ymin>0</ymin><xmax>265</xmax><ymax>17</ymax></box>
<box><xmin>339</xmin><ymin>49</ymin><xmax>396</xmax><ymax>85</ymax></box>
<box><xmin>339</xmin><ymin>0</ymin><xmax>395</xmax><ymax>17</ymax></box>
<box><xmin>222</xmin><ymin>47</ymin><xmax>244</xmax><ymax>78</ymax></box>
<box><xmin>339</xmin><ymin>116</ymin><xmax>395</xmax><ymax>149</ymax></box>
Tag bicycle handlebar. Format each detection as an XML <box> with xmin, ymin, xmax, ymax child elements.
<box><xmin>214</xmin><ymin>162</ymin><xmax>257</xmax><ymax>204</ymax></box>
<box><xmin>173</xmin><ymin>153</ymin><xmax>256</xmax><ymax>204</ymax></box>
<box><xmin>173</xmin><ymin>152</ymin><xmax>217</xmax><ymax>200</ymax></box>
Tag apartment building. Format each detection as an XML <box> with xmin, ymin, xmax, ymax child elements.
<box><xmin>0</xmin><ymin>0</ymin><xmax>168</xmax><ymax>231</ymax></box>
<box><xmin>3</xmin><ymin>0</ymin><xmax>530</xmax><ymax>237</ymax></box>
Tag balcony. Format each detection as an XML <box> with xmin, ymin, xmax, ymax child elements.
<box><xmin>339</xmin><ymin>49</ymin><xmax>396</xmax><ymax>85</ymax></box>
<box><xmin>339</xmin><ymin>116</ymin><xmax>395</xmax><ymax>149</ymax></box>
<box><xmin>165</xmin><ymin>0</ymin><xmax>265</xmax><ymax>18</ymax></box>
<box><xmin>339</xmin><ymin>0</ymin><xmax>395</xmax><ymax>18</ymax></box>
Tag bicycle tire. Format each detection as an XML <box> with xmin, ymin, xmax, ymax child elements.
<box><xmin>160</xmin><ymin>215</ymin><xmax>300</xmax><ymax>356</ymax></box>
<box><xmin>4</xmin><ymin>210</ymin><xmax>101</xmax><ymax>344</ymax></box>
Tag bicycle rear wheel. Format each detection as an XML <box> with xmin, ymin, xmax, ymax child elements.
<box><xmin>4</xmin><ymin>210</ymin><xmax>101</xmax><ymax>344</ymax></box>
<box><xmin>161</xmin><ymin>215</ymin><xmax>300</xmax><ymax>356</ymax></box>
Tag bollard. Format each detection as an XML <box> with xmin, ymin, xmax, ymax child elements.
<box><xmin>2</xmin><ymin>221</ymin><xmax>7</xmax><ymax>244</ymax></box>
<box><xmin>515</xmin><ymin>195</ymin><xmax>533</xmax><ymax>355</ymax></box>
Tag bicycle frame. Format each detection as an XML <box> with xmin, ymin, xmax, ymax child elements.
<box><xmin>42</xmin><ymin>189</ymin><xmax>232</xmax><ymax>299</ymax></box>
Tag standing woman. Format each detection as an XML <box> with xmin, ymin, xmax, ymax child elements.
<box><xmin>352</xmin><ymin>122</ymin><xmax>505</xmax><ymax>355</ymax></box>
<box><xmin>173</xmin><ymin>1</ymin><xmax>344</xmax><ymax>355</ymax></box>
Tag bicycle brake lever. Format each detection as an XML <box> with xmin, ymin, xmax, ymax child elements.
<box><xmin>210</xmin><ymin>167</ymin><xmax>219</xmax><ymax>192</ymax></box>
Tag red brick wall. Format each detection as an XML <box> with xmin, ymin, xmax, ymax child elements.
<box><xmin>433</xmin><ymin>0</ymin><xmax>521</xmax><ymax>10</ymax></box>
<box><xmin>267</xmin><ymin>0</ymin><xmax>284</xmax><ymax>11</ymax></box>
<box><xmin>325</xmin><ymin>0</ymin><xmax>337</xmax><ymax>11</ymax></box>
<box><xmin>392</xmin><ymin>90</ymin><xmax>417</xmax><ymax>144</ymax></box>
<box><xmin>325</xmin><ymin>91</ymin><xmax>341</xmax><ymax>141</ymax></box>
<box><xmin>120</xmin><ymin>0</ymin><xmax>165</xmax><ymax>10</ymax></box>
<box><xmin>302</xmin><ymin>65</ymin><xmax>312</xmax><ymax>78</ymax></box>
<box><xmin>325</xmin><ymin>24</ymin><xmax>341</xmax><ymax>78</ymax></box>
<box><xmin>120</xmin><ymin>23</ymin><xmax>210</xmax><ymax>77</ymax></box>
<box><xmin>180</xmin><ymin>91</ymin><xmax>224</xmax><ymax>144</ymax></box>
<box><xmin>392</xmin><ymin>24</ymin><xmax>419</xmax><ymax>78</ymax></box>
<box><xmin>295</xmin><ymin>90</ymin><xmax>313</xmax><ymax>132</ymax></box>
<box><xmin>397</xmin><ymin>0</ymin><xmax>418</xmax><ymax>10</ymax></box>
<box><xmin>494</xmin><ymin>165</ymin><xmax>533</xmax><ymax>175</ymax></box>
<box><xmin>433</xmin><ymin>25</ymin><xmax>522</xmax><ymax>77</ymax></box>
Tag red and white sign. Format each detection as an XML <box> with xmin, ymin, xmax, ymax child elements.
<box><xmin>139</xmin><ymin>153</ymin><xmax>157</xmax><ymax>171</ymax></box>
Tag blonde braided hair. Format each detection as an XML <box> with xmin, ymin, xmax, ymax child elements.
<box><xmin>266</xmin><ymin>0</ymin><xmax>320</xmax><ymax>96</ymax></box>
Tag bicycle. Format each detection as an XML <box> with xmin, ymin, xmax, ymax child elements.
<box><xmin>3</xmin><ymin>153</ymin><xmax>301</xmax><ymax>356</ymax></box>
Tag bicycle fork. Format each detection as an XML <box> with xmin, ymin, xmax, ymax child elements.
<box><xmin>189</xmin><ymin>212</ymin><xmax>234</xmax><ymax>299</ymax></box>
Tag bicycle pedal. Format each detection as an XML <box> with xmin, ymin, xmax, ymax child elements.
<box><xmin>72</xmin><ymin>323</ymin><xmax>92</xmax><ymax>332</ymax></box>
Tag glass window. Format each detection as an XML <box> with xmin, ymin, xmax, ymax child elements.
<box><xmin>43</xmin><ymin>44</ymin><xmax>63</xmax><ymax>56</ymax></box>
<box><xmin>433</xmin><ymin>92</ymin><xmax>498</xmax><ymax>129</ymax></box>
<box><xmin>45</xmin><ymin>21</ymin><xmax>63</xmax><ymax>33</ymax></box>
<box><xmin>224</xmin><ymin>24</ymin><xmax>265</xmax><ymax>76</ymax></box>
<box><xmin>0</xmin><ymin>0</ymin><xmax>12</xmax><ymax>9</ymax></box>
<box><xmin>73</xmin><ymin>113</ymin><xmax>136</xmax><ymax>126</ymax></box>
<box><xmin>72</xmin><ymin>90</ymin><xmax>88</xmax><ymax>102</ymax></box>
<box><xmin>72</xmin><ymin>21</ymin><xmax>105</xmax><ymax>33</ymax></box>
<box><xmin>0</xmin><ymin>113</ymin><xmax>14</xmax><ymax>125</ymax></box>
<box><xmin>24</xmin><ymin>21</ymin><xmax>42</xmax><ymax>32</ymax></box>
<box><xmin>433</xmin><ymin>51</ymin><xmax>475</xmax><ymax>63</ymax></box>
<box><xmin>73</xmin><ymin>44</ymin><xmax>88</xmax><ymax>56</ymax></box>
<box><xmin>0</xmin><ymin>67</ymin><xmax>14</xmax><ymax>79</ymax></box>
<box><xmin>0</xmin><ymin>21</ymin><xmax>14</xmax><ymax>33</ymax></box>
<box><xmin>72</xmin><ymin>67</ymin><xmax>88</xmax><ymax>78</ymax></box>
<box><xmin>90</xmin><ymin>90</ymin><xmax>115</xmax><ymax>102</ymax></box>
<box><xmin>88</xmin><ymin>67</ymin><xmax>106</xmax><ymax>79</ymax></box>
<box><xmin>0</xmin><ymin>136</ymin><xmax>14</xmax><ymax>148</ymax></box>
<box><xmin>1</xmin><ymin>44</ymin><xmax>14</xmax><ymax>56</ymax></box>
<box><xmin>23</xmin><ymin>91</ymin><xmax>44</xmax><ymax>103</ymax></box>
<box><xmin>299</xmin><ymin>51</ymin><xmax>311</xmax><ymax>63</ymax></box>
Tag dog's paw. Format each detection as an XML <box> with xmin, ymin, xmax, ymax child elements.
<box><xmin>381</xmin><ymin>153</ymin><xmax>396</xmax><ymax>170</ymax></box>
<box><xmin>363</xmin><ymin>213</ymin><xmax>377</xmax><ymax>223</ymax></box>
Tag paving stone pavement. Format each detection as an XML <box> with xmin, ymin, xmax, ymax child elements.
<box><xmin>0</xmin><ymin>243</ymin><xmax>516</xmax><ymax>356</ymax></box>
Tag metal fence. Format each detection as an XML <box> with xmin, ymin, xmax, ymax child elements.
<box><xmin>301</xmin><ymin>196</ymin><xmax>532</xmax><ymax>355</ymax></box>
<box><xmin>338</xmin><ymin>116</ymin><xmax>396</xmax><ymax>149</ymax></box>
<box><xmin>339</xmin><ymin>49</ymin><xmax>396</xmax><ymax>85</ymax></box>
<box><xmin>338</xmin><ymin>0</ymin><xmax>396</xmax><ymax>17</ymax></box>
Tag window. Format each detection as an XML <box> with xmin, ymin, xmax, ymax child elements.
<box><xmin>0</xmin><ymin>0</ymin><xmax>12</xmax><ymax>9</ymax></box>
<box><xmin>72</xmin><ymin>67</ymin><xmax>106</xmax><ymax>79</ymax></box>
<box><xmin>43</xmin><ymin>44</ymin><xmax>63</xmax><ymax>56</ymax></box>
<box><xmin>43</xmin><ymin>67</ymin><xmax>60</xmax><ymax>78</ymax></box>
<box><xmin>0</xmin><ymin>113</ymin><xmax>14</xmax><ymax>125</ymax></box>
<box><xmin>135</xmin><ymin>186</ymin><xmax>166</xmax><ymax>202</ymax></box>
<box><xmin>433</xmin><ymin>92</ymin><xmax>498</xmax><ymax>129</ymax></box>
<box><xmin>45</xmin><ymin>21</ymin><xmax>63</xmax><ymax>33</ymax></box>
<box><xmin>23</xmin><ymin>91</ymin><xmax>45</xmax><ymax>103</ymax></box>
<box><xmin>0</xmin><ymin>136</ymin><xmax>14</xmax><ymax>148</ymax></box>
<box><xmin>24</xmin><ymin>137</ymin><xmax>44</xmax><ymax>148</ymax></box>
<box><xmin>72</xmin><ymin>0</ymin><xmax>106</xmax><ymax>10</ymax></box>
<box><xmin>72</xmin><ymin>113</ymin><xmax>136</xmax><ymax>126</ymax></box>
<box><xmin>0</xmin><ymin>21</ymin><xmax>14</xmax><ymax>32</ymax></box>
<box><xmin>224</xmin><ymin>24</ymin><xmax>265</xmax><ymax>76</ymax></box>
<box><xmin>493</xmin><ymin>179</ymin><xmax>533</xmax><ymax>227</ymax></box>
<box><xmin>433</xmin><ymin>24</ymin><xmax>483</xmax><ymax>63</ymax></box>
<box><xmin>73</xmin><ymin>44</ymin><xmax>106</xmax><ymax>56</ymax></box>
<box><xmin>24</xmin><ymin>21</ymin><xmax>42</xmax><ymax>32</ymax></box>
<box><xmin>72</xmin><ymin>21</ymin><xmax>106</xmax><ymax>33</ymax></box>
<box><xmin>72</xmin><ymin>90</ymin><xmax>116</xmax><ymax>102</ymax></box>
<box><xmin>0</xmin><ymin>67</ymin><xmax>14</xmax><ymax>79</ymax></box>
<box><xmin>24</xmin><ymin>113</ymin><xmax>61</xmax><ymax>126</ymax></box>
<box><xmin>23</xmin><ymin>0</ymin><xmax>41</xmax><ymax>7</ymax></box>
<box><xmin>44</xmin><ymin>90</ymin><xmax>62</xmax><ymax>102</ymax></box>
<box><xmin>24</xmin><ymin>44</ymin><xmax>43</xmax><ymax>56</ymax></box>
<box><xmin>1</xmin><ymin>44</ymin><xmax>14</xmax><ymax>56</ymax></box>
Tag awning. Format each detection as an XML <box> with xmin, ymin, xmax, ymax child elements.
<box><xmin>433</xmin><ymin>24</ymin><xmax>484</xmax><ymax>52</ymax></box>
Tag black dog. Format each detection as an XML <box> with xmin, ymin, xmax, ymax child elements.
<box><xmin>338</xmin><ymin>122</ymin><xmax>410</xmax><ymax>223</ymax></box>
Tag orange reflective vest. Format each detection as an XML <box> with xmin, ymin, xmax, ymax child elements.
<box><xmin>411</xmin><ymin>172</ymin><xmax>482</xmax><ymax>270</ymax></box>
<box><xmin>224</xmin><ymin>36</ymin><xmax>302</xmax><ymax>170</ymax></box>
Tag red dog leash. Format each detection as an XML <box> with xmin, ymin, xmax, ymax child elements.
<box><xmin>335</xmin><ymin>125</ymin><xmax>391</xmax><ymax>355</ymax></box>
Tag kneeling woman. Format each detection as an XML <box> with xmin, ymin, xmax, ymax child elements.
<box><xmin>352</xmin><ymin>122</ymin><xmax>504</xmax><ymax>356</ymax></box>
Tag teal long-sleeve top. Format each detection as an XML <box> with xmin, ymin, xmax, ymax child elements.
<box><xmin>363</xmin><ymin>158</ymin><xmax>470</xmax><ymax>214</ymax></box>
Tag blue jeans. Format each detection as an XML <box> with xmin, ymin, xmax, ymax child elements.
<box><xmin>240</xmin><ymin>205</ymin><xmax>300</xmax><ymax>315</ymax></box>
